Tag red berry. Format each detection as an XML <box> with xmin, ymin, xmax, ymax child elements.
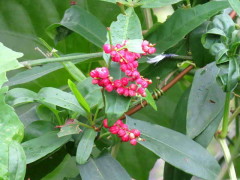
<box><xmin>129</xmin><ymin>84</ymin><xmax>137</xmax><ymax>91</ymax></box>
<box><xmin>117</xmin><ymin>87</ymin><xmax>125</xmax><ymax>95</ymax></box>
<box><xmin>148</xmin><ymin>47</ymin><xmax>156</xmax><ymax>54</ymax></box>
<box><xmin>123</xmin><ymin>89</ymin><xmax>129</xmax><ymax>96</ymax></box>
<box><xmin>131</xmin><ymin>129</ymin><xmax>141</xmax><ymax>137</ymax></box>
<box><xmin>109</xmin><ymin>126</ymin><xmax>120</xmax><ymax>134</ymax></box>
<box><xmin>103</xmin><ymin>44</ymin><xmax>112</xmax><ymax>54</ymax></box>
<box><xmin>103</xmin><ymin>119</ymin><xmax>109</xmax><ymax>128</ymax></box>
<box><xmin>121</xmin><ymin>77</ymin><xmax>129</xmax><ymax>86</ymax></box>
<box><xmin>121</xmin><ymin>134</ymin><xmax>129</xmax><ymax>142</ymax></box>
<box><xmin>129</xmin><ymin>133</ymin><xmax>135</xmax><ymax>140</ymax></box>
<box><xmin>130</xmin><ymin>139</ymin><xmax>137</xmax><ymax>145</ymax></box>
<box><xmin>129</xmin><ymin>90</ymin><xmax>136</xmax><ymax>97</ymax></box>
<box><xmin>114</xmin><ymin>120</ymin><xmax>123</xmax><ymax>126</ymax></box>
<box><xmin>118</xmin><ymin>129</ymin><xmax>126</xmax><ymax>137</ymax></box>
<box><xmin>113</xmin><ymin>80</ymin><xmax>122</xmax><ymax>88</ymax></box>
<box><xmin>105</xmin><ymin>84</ymin><xmax>114</xmax><ymax>92</ymax></box>
<box><xmin>92</xmin><ymin>79</ymin><xmax>99</xmax><ymax>84</ymax></box>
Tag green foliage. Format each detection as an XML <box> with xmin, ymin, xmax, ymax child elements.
<box><xmin>79</xmin><ymin>153</ymin><xmax>131</xmax><ymax>180</ymax></box>
<box><xmin>1</xmin><ymin>1</ymin><xmax>240</xmax><ymax>179</ymax></box>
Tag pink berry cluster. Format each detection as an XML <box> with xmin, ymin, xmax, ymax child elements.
<box><xmin>90</xmin><ymin>40</ymin><xmax>156</xmax><ymax>97</ymax></box>
<box><xmin>103</xmin><ymin>119</ymin><xmax>143</xmax><ymax>146</ymax></box>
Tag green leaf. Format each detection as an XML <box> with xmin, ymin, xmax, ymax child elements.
<box><xmin>77</xmin><ymin>77</ymin><xmax>103</xmax><ymax>109</ymax></box>
<box><xmin>228</xmin><ymin>0</ymin><xmax>240</xmax><ymax>17</ymax></box>
<box><xmin>0</xmin><ymin>87</ymin><xmax>24</xmax><ymax>143</ymax></box>
<box><xmin>79</xmin><ymin>153</ymin><xmax>131</xmax><ymax>180</ymax></box>
<box><xmin>5</xmin><ymin>88</ymin><xmax>37</xmax><ymax>107</ymax></box>
<box><xmin>127</xmin><ymin>117</ymin><xmax>221</xmax><ymax>180</ymax></box>
<box><xmin>105</xmin><ymin>91</ymin><xmax>131</xmax><ymax>125</ymax></box>
<box><xmin>57</xmin><ymin>120</ymin><xmax>82</xmax><ymax>137</ymax></box>
<box><xmin>68</xmin><ymin>79</ymin><xmax>91</xmax><ymax>114</ymax></box>
<box><xmin>49</xmin><ymin>5</ymin><xmax>107</xmax><ymax>48</ymax></box>
<box><xmin>189</xmin><ymin>21</ymin><xmax>214</xmax><ymax>67</ymax></box>
<box><xmin>22</xmin><ymin>131</ymin><xmax>71</xmax><ymax>164</ymax></box>
<box><xmin>24</xmin><ymin>121</ymin><xmax>56</xmax><ymax>141</ymax></box>
<box><xmin>37</xmin><ymin>87</ymin><xmax>86</xmax><ymax>116</ymax></box>
<box><xmin>76</xmin><ymin>129</ymin><xmax>97</xmax><ymax>164</ymax></box>
<box><xmin>148</xmin><ymin>1</ymin><xmax>229</xmax><ymax>53</ymax></box>
<box><xmin>140</xmin><ymin>0</ymin><xmax>182</xmax><ymax>8</ymax></box>
<box><xmin>0</xmin><ymin>42</ymin><xmax>23</xmax><ymax>87</ymax></box>
<box><xmin>42</xmin><ymin>154</ymin><xmax>79</xmax><ymax>180</ymax></box>
<box><xmin>9</xmin><ymin>141</ymin><xmax>26</xmax><ymax>180</ymax></box>
<box><xmin>143</xmin><ymin>89</ymin><xmax>157</xmax><ymax>111</ymax></box>
<box><xmin>109</xmin><ymin>7</ymin><xmax>142</xmax><ymax>45</ymax></box>
<box><xmin>117</xmin><ymin>142</ymin><xmax>158</xmax><ymax>180</ymax></box>
<box><xmin>0</xmin><ymin>142</ymin><xmax>9</xmax><ymax>179</ymax></box>
<box><xmin>125</xmin><ymin>39</ymin><xmax>144</xmax><ymax>53</ymax></box>
<box><xmin>187</xmin><ymin>62</ymin><xmax>225</xmax><ymax>138</ymax></box>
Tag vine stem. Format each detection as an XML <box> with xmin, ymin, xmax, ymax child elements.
<box><xmin>119</xmin><ymin>65</ymin><xmax>194</xmax><ymax>119</ymax></box>
<box><xmin>77</xmin><ymin>122</ymin><xmax>93</xmax><ymax>129</ymax></box>
<box><xmin>219</xmin><ymin>91</ymin><xmax>231</xmax><ymax>138</ymax></box>
<box><xmin>20</xmin><ymin>52</ymin><xmax>103</xmax><ymax>68</ymax></box>
<box><xmin>217</xmin><ymin>138</ymin><xmax>237</xmax><ymax>180</ymax></box>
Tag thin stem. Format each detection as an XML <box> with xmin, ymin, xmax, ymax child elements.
<box><xmin>98</xmin><ymin>132</ymin><xmax>111</xmax><ymax>139</ymax></box>
<box><xmin>229</xmin><ymin>105</ymin><xmax>240</xmax><ymax>125</ymax></box>
<box><xmin>150</xmin><ymin>54</ymin><xmax>193</xmax><ymax>60</ymax></box>
<box><xmin>219</xmin><ymin>92</ymin><xmax>231</xmax><ymax>138</ymax></box>
<box><xmin>93</xmin><ymin>107</ymin><xmax>100</xmax><ymax>123</ymax></box>
<box><xmin>117</xmin><ymin>2</ymin><xmax>126</xmax><ymax>15</ymax></box>
<box><xmin>143</xmin><ymin>8</ymin><xmax>153</xmax><ymax>30</ymax></box>
<box><xmin>235</xmin><ymin>98</ymin><xmax>240</xmax><ymax>137</ymax></box>
<box><xmin>20</xmin><ymin>52</ymin><xmax>103</xmax><ymax>68</ymax></box>
<box><xmin>217</xmin><ymin>138</ymin><xmax>237</xmax><ymax>180</ymax></box>
<box><xmin>77</xmin><ymin>122</ymin><xmax>94</xmax><ymax>129</ymax></box>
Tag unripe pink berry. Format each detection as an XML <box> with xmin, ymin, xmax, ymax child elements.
<box><xmin>142</xmin><ymin>45</ymin><xmax>150</xmax><ymax>52</ymax></box>
<box><xmin>109</xmin><ymin>126</ymin><xmax>120</xmax><ymax>134</ymax></box>
<box><xmin>117</xmin><ymin>87</ymin><xmax>125</xmax><ymax>95</ymax></box>
<box><xmin>110</xmin><ymin>51</ymin><xmax>117</xmax><ymax>57</ymax></box>
<box><xmin>142</xmin><ymin>92</ymin><xmax>147</xmax><ymax>97</ymax></box>
<box><xmin>142</xmin><ymin>40</ymin><xmax>149</xmax><ymax>46</ymax></box>
<box><xmin>123</xmin><ymin>89</ymin><xmax>129</xmax><ymax>96</ymax></box>
<box><xmin>114</xmin><ymin>120</ymin><xmax>123</xmax><ymax>126</ymax></box>
<box><xmin>103</xmin><ymin>119</ymin><xmax>109</xmax><ymax>128</ymax></box>
<box><xmin>121</xmin><ymin>124</ymin><xmax>128</xmax><ymax>130</ymax></box>
<box><xmin>141</xmin><ymin>80</ymin><xmax>149</xmax><ymax>88</ymax></box>
<box><xmin>136</xmin><ymin>78</ymin><xmax>143</xmax><ymax>85</ymax></box>
<box><xmin>105</xmin><ymin>84</ymin><xmax>114</xmax><ymax>92</ymax></box>
<box><xmin>121</xmin><ymin>134</ymin><xmax>129</xmax><ymax>142</ymax></box>
<box><xmin>148</xmin><ymin>47</ymin><xmax>156</xmax><ymax>54</ymax></box>
<box><xmin>121</xmin><ymin>77</ymin><xmax>129</xmax><ymax>86</ymax></box>
<box><xmin>130</xmin><ymin>139</ymin><xmax>137</xmax><ymax>145</ymax></box>
<box><xmin>132</xmin><ymin>71</ymin><xmax>140</xmax><ymax>79</ymax></box>
<box><xmin>113</xmin><ymin>80</ymin><xmax>122</xmax><ymax>88</ymax></box>
<box><xmin>118</xmin><ymin>129</ymin><xmax>126</xmax><ymax>137</ymax></box>
<box><xmin>131</xmin><ymin>129</ymin><xmax>141</xmax><ymax>137</ymax></box>
<box><xmin>103</xmin><ymin>44</ymin><xmax>112</xmax><ymax>54</ymax></box>
<box><xmin>129</xmin><ymin>133</ymin><xmax>135</xmax><ymax>139</ymax></box>
<box><xmin>92</xmin><ymin>79</ymin><xmax>99</xmax><ymax>84</ymax></box>
<box><xmin>137</xmin><ymin>87</ymin><xmax>145</xmax><ymax>94</ymax></box>
<box><xmin>102</xmin><ymin>78</ymin><xmax>111</xmax><ymax>86</ymax></box>
<box><xmin>90</xmin><ymin>70</ymin><xmax>99</xmax><ymax>78</ymax></box>
<box><xmin>132</xmin><ymin>61</ymin><xmax>139</xmax><ymax>68</ymax></box>
<box><xmin>129</xmin><ymin>90</ymin><xmax>136</xmax><ymax>97</ymax></box>
<box><xmin>125</xmin><ymin>70</ymin><xmax>132</xmax><ymax>77</ymax></box>
<box><xmin>120</xmin><ymin>64</ymin><xmax>127</xmax><ymax>72</ymax></box>
<box><xmin>129</xmin><ymin>84</ymin><xmax>137</xmax><ymax>91</ymax></box>
<box><xmin>96</xmin><ymin>67</ymin><xmax>109</xmax><ymax>78</ymax></box>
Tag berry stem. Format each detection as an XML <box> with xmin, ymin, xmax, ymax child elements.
<box><xmin>119</xmin><ymin>65</ymin><xmax>194</xmax><ymax>119</ymax></box>
<box><xmin>117</xmin><ymin>2</ymin><xmax>126</xmax><ymax>15</ymax></box>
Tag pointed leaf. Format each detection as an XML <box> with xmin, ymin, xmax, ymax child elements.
<box><xmin>76</xmin><ymin>129</ymin><xmax>97</xmax><ymax>164</ymax></box>
<box><xmin>79</xmin><ymin>153</ymin><xmax>131</xmax><ymax>180</ymax></box>
<box><xmin>105</xmin><ymin>91</ymin><xmax>131</xmax><ymax>125</ymax></box>
<box><xmin>127</xmin><ymin>117</ymin><xmax>221</xmax><ymax>180</ymax></box>
<box><xmin>148</xmin><ymin>1</ymin><xmax>229</xmax><ymax>53</ymax></box>
<box><xmin>68</xmin><ymin>79</ymin><xmax>91</xmax><ymax>114</ymax></box>
<box><xmin>22</xmin><ymin>131</ymin><xmax>71</xmax><ymax>164</ymax></box>
<box><xmin>187</xmin><ymin>62</ymin><xmax>225</xmax><ymax>138</ymax></box>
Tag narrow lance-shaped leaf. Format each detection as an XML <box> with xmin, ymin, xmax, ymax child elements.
<box><xmin>37</xmin><ymin>87</ymin><xmax>86</xmax><ymax>117</ymax></box>
<box><xmin>48</xmin><ymin>5</ymin><xmax>107</xmax><ymax>47</ymax></box>
<box><xmin>187</xmin><ymin>62</ymin><xmax>225</xmax><ymax>138</ymax></box>
<box><xmin>22</xmin><ymin>131</ymin><xmax>71</xmax><ymax>164</ymax></box>
<box><xmin>68</xmin><ymin>79</ymin><xmax>91</xmax><ymax>114</ymax></box>
<box><xmin>127</xmin><ymin>117</ymin><xmax>221</xmax><ymax>180</ymax></box>
<box><xmin>79</xmin><ymin>153</ymin><xmax>131</xmax><ymax>180</ymax></box>
<box><xmin>76</xmin><ymin>129</ymin><xmax>97</xmax><ymax>164</ymax></box>
<box><xmin>148</xmin><ymin>1</ymin><xmax>229</xmax><ymax>53</ymax></box>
